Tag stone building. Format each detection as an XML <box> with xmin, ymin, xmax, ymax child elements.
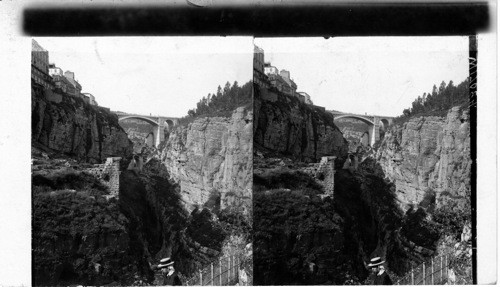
<box><xmin>83</xmin><ymin>93</ymin><xmax>98</xmax><ymax>106</ymax></box>
<box><xmin>264</xmin><ymin>64</ymin><xmax>279</xmax><ymax>76</ymax></box>
<box><xmin>51</xmin><ymin>74</ymin><xmax>74</xmax><ymax>94</ymax></box>
<box><xmin>298</xmin><ymin>92</ymin><xmax>314</xmax><ymax>105</ymax></box>
<box><xmin>267</xmin><ymin>73</ymin><xmax>289</xmax><ymax>94</ymax></box>
<box><xmin>279</xmin><ymin>69</ymin><xmax>298</xmax><ymax>97</ymax></box>
<box><xmin>63</xmin><ymin>71</ymin><xmax>83</xmax><ymax>97</ymax></box>
<box><xmin>256</xmin><ymin>45</ymin><xmax>299</xmax><ymax>98</ymax></box>
<box><xmin>31</xmin><ymin>40</ymin><xmax>54</xmax><ymax>90</ymax></box>
<box><xmin>48</xmin><ymin>64</ymin><xmax>63</xmax><ymax>77</ymax></box>
<box><xmin>253</xmin><ymin>45</ymin><xmax>270</xmax><ymax>88</ymax></box>
<box><xmin>264</xmin><ymin>64</ymin><xmax>298</xmax><ymax>98</ymax></box>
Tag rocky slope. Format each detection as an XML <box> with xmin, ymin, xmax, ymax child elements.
<box><xmin>32</xmin><ymin>157</ymin><xmax>227</xmax><ymax>286</ymax></box>
<box><xmin>252</xmin><ymin>154</ymin><xmax>443</xmax><ymax>285</ymax></box>
<box><xmin>254</xmin><ymin>86</ymin><xmax>348</xmax><ymax>162</ymax></box>
<box><xmin>32</xmin><ymin>86</ymin><xmax>133</xmax><ymax>163</ymax></box>
<box><xmin>375</xmin><ymin>106</ymin><xmax>471</xmax><ymax>211</ymax></box>
<box><xmin>160</xmin><ymin>107</ymin><xmax>253</xmax><ymax>217</ymax></box>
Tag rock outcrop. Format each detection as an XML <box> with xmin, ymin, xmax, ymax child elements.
<box><xmin>254</xmin><ymin>86</ymin><xmax>348</xmax><ymax>162</ymax></box>
<box><xmin>375</xmin><ymin>107</ymin><xmax>471</xmax><ymax>210</ymax></box>
<box><xmin>32</xmin><ymin>86</ymin><xmax>133</xmax><ymax>163</ymax></box>
<box><xmin>161</xmin><ymin>107</ymin><xmax>252</xmax><ymax>216</ymax></box>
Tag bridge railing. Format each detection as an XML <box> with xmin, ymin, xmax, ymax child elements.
<box><xmin>184</xmin><ymin>254</ymin><xmax>240</xmax><ymax>286</ymax></box>
<box><xmin>396</xmin><ymin>253</ymin><xmax>450</xmax><ymax>285</ymax></box>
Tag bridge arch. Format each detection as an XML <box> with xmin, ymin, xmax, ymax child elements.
<box><xmin>118</xmin><ymin>116</ymin><xmax>159</xmax><ymax>126</ymax></box>
<box><xmin>334</xmin><ymin>115</ymin><xmax>374</xmax><ymax>126</ymax></box>
<box><xmin>380</xmin><ymin>118</ymin><xmax>390</xmax><ymax>130</ymax></box>
<box><xmin>334</xmin><ymin>115</ymin><xmax>378</xmax><ymax>147</ymax></box>
<box><xmin>379</xmin><ymin>118</ymin><xmax>390</xmax><ymax>139</ymax></box>
<box><xmin>163</xmin><ymin>119</ymin><xmax>174</xmax><ymax>132</ymax></box>
<box><xmin>118</xmin><ymin>116</ymin><xmax>166</xmax><ymax>147</ymax></box>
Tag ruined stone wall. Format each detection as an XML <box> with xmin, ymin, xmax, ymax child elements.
<box><xmin>83</xmin><ymin>157</ymin><xmax>121</xmax><ymax>197</ymax></box>
<box><xmin>317</xmin><ymin>156</ymin><xmax>336</xmax><ymax>196</ymax></box>
<box><xmin>299</xmin><ymin>156</ymin><xmax>336</xmax><ymax>197</ymax></box>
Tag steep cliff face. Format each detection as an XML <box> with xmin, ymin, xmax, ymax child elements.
<box><xmin>161</xmin><ymin>107</ymin><xmax>252</xmax><ymax>216</ymax></box>
<box><xmin>32</xmin><ymin>87</ymin><xmax>133</xmax><ymax>162</ymax></box>
<box><xmin>376</xmin><ymin>107</ymin><xmax>471</xmax><ymax>210</ymax></box>
<box><xmin>254</xmin><ymin>86</ymin><xmax>348</xmax><ymax>162</ymax></box>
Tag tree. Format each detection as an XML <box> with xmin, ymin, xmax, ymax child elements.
<box><xmin>393</xmin><ymin>78</ymin><xmax>469</xmax><ymax>125</ymax></box>
<box><xmin>403</xmin><ymin>108</ymin><xmax>411</xmax><ymax>117</ymax></box>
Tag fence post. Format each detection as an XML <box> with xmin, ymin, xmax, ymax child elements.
<box><xmin>431</xmin><ymin>257</ymin><xmax>434</xmax><ymax>284</ymax></box>
<box><xmin>440</xmin><ymin>255</ymin><xmax>443</xmax><ymax>283</ymax></box>
<box><xmin>411</xmin><ymin>267</ymin><xmax>414</xmax><ymax>285</ymax></box>
<box><xmin>200</xmin><ymin>269</ymin><xmax>203</xmax><ymax>286</ymax></box>
<box><xmin>445</xmin><ymin>254</ymin><xmax>448</xmax><ymax>281</ymax></box>
<box><xmin>422</xmin><ymin>262</ymin><xmax>426</xmax><ymax>285</ymax></box>
<box><xmin>211</xmin><ymin>263</ymin><xmax>214</xmax><ymax>286</ymax></box>
<box><xmin>229</xmin><ymin>256</ymin><xmax>232</xmax><ymax>283</ymax></box>
<box><xmin>236</xmin><ymin>256</ymin><xmax>239</xmax><ymax>285</ymax></box>
<box><xmin>219</xmin><ymin>259</ymin><xmax>223</xmax><ymax>285</ymax></box>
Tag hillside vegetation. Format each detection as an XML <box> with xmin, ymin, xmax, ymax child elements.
<box><xmin>393</xmin><ymin>78</ymin><xmax>469</xmax><ymax>125</ymax></box>
<box><xmin>178</xmin><ymin>81</ymin><xmax>252</xmax><ymax>126</ymax></box>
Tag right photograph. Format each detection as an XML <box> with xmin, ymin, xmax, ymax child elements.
<box><xmin>252</xmin><ymin>37</ymin><xmax>472</xmax><ymax>285</ymax></box>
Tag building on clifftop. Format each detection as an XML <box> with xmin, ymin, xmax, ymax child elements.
<box><xmin>31</xmin><ymin>39</ymin><xmax>54</xmax><ymax>90</ymax></box>
<box><xmin>63</xmin><ymin>70</ymin><xmax>83</xmax><ymax>98</ymax></box>
<box><xmin>253</xmin><ymin>45</ymin><xmax>271</xmax><ymax>89</ymax></box>
<box><xmin>279</xmin><ymin>69</ymin><xmax>298</xmax><ymax>97</ymax></box>
<box><xmin>48</xmin><ymin>64</ymin><xmax>63</xmax><ymax>77</ymax></box>
<box><xmin>298</xmin><ymin>92</ymin><xmax>314</xmax><ymax>105</ymax></box>
<box><xmin>83</xmin><ymin>93</ymin><xmax>98</xmax><ymax>106</ymax></box>
<box><xmin>51</xmin><ymin>74</ymin><xmax>74</xmax><ymax>94</ymax></box>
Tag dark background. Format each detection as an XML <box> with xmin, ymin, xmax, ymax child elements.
<box><xmin>24</xmin><ymin>3</ymin><xmax>489</xmax><ymax>36</ymax></box>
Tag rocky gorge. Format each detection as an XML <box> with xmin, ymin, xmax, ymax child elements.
<box><xmin>253</xmin><ymin>83</ymin><xmax>472</xmax><ymax>284</ymax></box>
<box><xmin>31</xmin><ymin>85</ymin><xmax>252</xmax><ymax>285</ymax></box>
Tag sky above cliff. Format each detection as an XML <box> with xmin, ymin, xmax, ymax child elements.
<box><xmin>254</xmin><ymin>37</ymin><xmax>470</xmax><ymax>117</ymax></box>
<box><xmin>35</xmin><ymin>37</ymin><xmax>253</xmax><ymax>117</ymax></box>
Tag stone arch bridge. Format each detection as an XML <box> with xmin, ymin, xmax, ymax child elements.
<box><xmin>114</xmin><ymin>112</ymin><xmax>180</xmax><ymax>147</ymax></box>
<box><xmin>330</xmin><ymin>111</ymin><xmax>394</xmax><ymax>146</ymax></box>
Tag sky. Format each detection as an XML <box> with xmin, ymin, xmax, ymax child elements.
<box><xmin>35</xmin><ymin>37</ymin><xmax>253</xmax><ymax>117</ymax></box>
<box><xmin>254</xmin><ymin>37</ymin><xmax>470</xmax><ymax>117</ymax></box>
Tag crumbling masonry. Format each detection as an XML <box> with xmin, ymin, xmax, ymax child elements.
<box><xmin>317</xmin><ymin>156</ymin><xmax>336</xmax><ymax>196</ymax></box>
<box><xmin>83</xmin><ymin>157</ymin><xmax>121</xmax><ymax>198</ymax></box>
<box><xmin>300</xmin><ymin>156</ymin><xmax>336</xmax><ymax>197</ymax></box>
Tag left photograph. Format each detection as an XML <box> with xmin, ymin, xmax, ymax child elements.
<box><xmin>31</xmin><ymin>37</ymin><xmax>253</xmax><ymax>286</ymax></box>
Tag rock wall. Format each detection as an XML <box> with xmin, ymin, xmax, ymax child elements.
<box><xmin>254</xmin><ymin>85</ymin><xmax>348</xmax><ymax>162</ymax></box>
<box><xmin>160</xmin><ymin>107</ymin><xmax>252</xmax><ymax>216</ymax></box>
<box><xmin>32</xmin><ymin>86</ymin><xmax>133</xmax><ymax>163</ymax></box>
<box><xmin>375</xmin><ymin>107</ymin><xmax>471</xmax><ymax>210</ymax></box>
